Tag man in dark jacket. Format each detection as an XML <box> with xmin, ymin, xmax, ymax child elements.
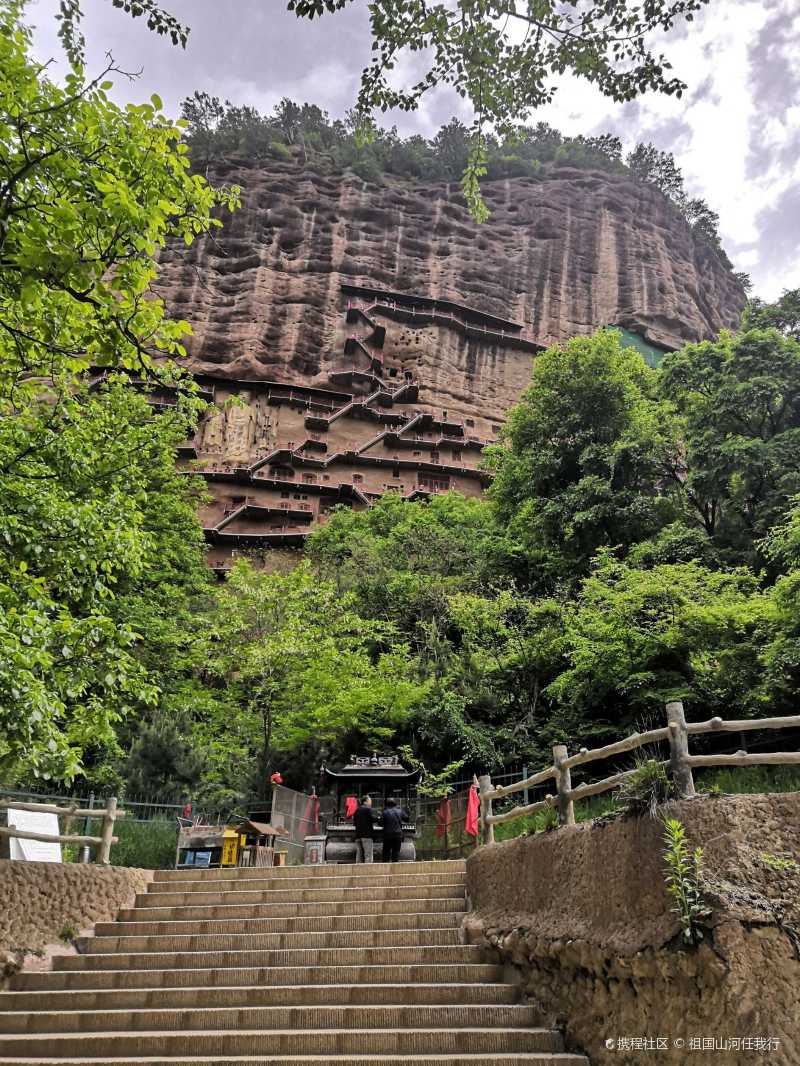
<box><xmin>379</xmin><ymin>797</ymin><xmax>408</xmax><ymax>863</ymax></box>
<box><xmin>353</xmin><ymin>795</ymin><xmax>375</xmax><ymax>864</ymax></box>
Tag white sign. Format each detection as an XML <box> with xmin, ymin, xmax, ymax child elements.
<box><xmin>7</xmin><ymin>809</ymin><xmax>62</xmax><ymax>863</ymax></box>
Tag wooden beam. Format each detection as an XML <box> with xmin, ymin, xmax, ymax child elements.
<box><xmin>686</xmin><ymin>715</ymin><xmax>800</xmax><ymax>734</ymax></box>
<box><xmin>565</xmin><ymin>765</ymin><xmax>669</xmax><ymax>804</ymax></box>
<box><xmin>686</xmin><ymin>752</ymin><xmax>800</xmax><ymax>768</ymax></box>
<box><xmin>0</xmin><ymin>827</ymin><xmax>114</xmax><ymax>847</ymax></box>
<box><xmin>562</xmin><ymin>727</ymin><xmax>671</xmax><ymax>770</ymax></box>
<box><xmin>0</xmin><ymin>799</ymin><xmax>127</xmax><ymax>820</ymax></box>
<box><xmin>484</xmin><ymin>764</ymin><xmax>557</xmax><ymax>800</ymax></box>
<box><xmin>553</xmin><ymin>744</ymin><xmax>575</xmax><ymax>827</ymax></box>
<box><xmin>97</xmin><ymin>796</ymin><xmax>119</xmax><ymax>865</ymax></box>
<box><xmin>667</xmin><ymin>700</ymin><xmax>695</xmax><ymax>799</ymax></box>
<box><xmin>486</xmin><ymin>794</ymin><xmax>555</xmax><ymax>827</ymax></box>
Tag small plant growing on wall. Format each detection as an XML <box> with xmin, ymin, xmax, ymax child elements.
<box><xmin>616</xmin><ymin>757</ymin><xmax>674</xmax><ymax>817</ymax></box>
<box><xmin>662</xmin><ymin>817</ymin><xmax>711</xmax><ymax>945</ymax></box>
<box><xmin>760</xmin><ymin>852</ymin><xmax>799</xmax><ymax>874</ymax></box>
<box><xmin>58</xmin><ymin>923</ymin><xmax>78</xmax><ymax>945</ymax></box>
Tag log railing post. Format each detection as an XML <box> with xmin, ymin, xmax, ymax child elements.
<box><xmin>80</xmin><ymin>792</ymin><xmax>94</xmax><ymax>864</ymax></box>
<box><xmin>97</xmin><ymin>796</ymin><xmax>117</xmax><ymax>865</ymax></box>
<box><xmin>478</xmin><ymin>774</ymin><xmax>494</xmax><ymax>846</ymax></box>
<box><xmin>666</xmin><ymin>701</ymin><xmax>696</xmax><ymax>799</ymax></box>
<box><xmin>553</xmin><ymin>744</ymin><xmax>575</xmax><ymax>826</ymax></box>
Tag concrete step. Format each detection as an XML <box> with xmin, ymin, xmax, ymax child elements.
<box><xmin>144</xmin><ymin>872</ymin><xmax>463</xmax><ymax>895</ymax></box>
<box><xmin>134</xmin><ymin>884</ymin><xmax>465</xmax><ymax>908</ymax></box>
<box><xmin>117</xmin><ymin>896</ymin><xmax>466</xmax><ymax>923</ymax></box>
<box><xmin>53</xmin><ymin>944</ymin><xmax>485</xmax><ymax>973</ymax></box>
<box><xmin>94</xmin><ymin>910</ymin><xmax>463</xmax><ymax>938</ymax></box>
<box><xmin>0</xmin><ymin>1026</ymin><xmax>565</xmax><ymax>1058</ymax></box>
<box><xmin>0</xmin><ymin>1003</ymin><xmax>536</xmax><ymax>1035</ymax></box>
<box><xmin>83</xmin><ymin>927</ymin><xmax>463</xmax><ymax>955</ymax></box>
<box><xmin>153</xmin><ymin>859</ymin><xmax>466</xmax><ymax>883</ymax></box>
<box><xmin>0</xmin><ymin>981</ymin><xmax>520</xmax><ymax>1014</ymax></box>
<box><xmin>0</xmin><ymin>1054</ymin><xmax>588</xmax><ymax>1065</ymax></box>
<box><xmin>11</xmin><ymin>963</ymin><xmax>503</xmax><ymax>993</ymax></box>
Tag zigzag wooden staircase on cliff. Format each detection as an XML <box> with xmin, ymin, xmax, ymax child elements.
<box><xmin>0</xmin><ymin>859</ymin><xmax>588</xmax><ymax>1065</ymax></box>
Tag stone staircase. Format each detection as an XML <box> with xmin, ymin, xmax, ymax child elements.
<box><xmin>0</xmin><ymin>858</ymin><xmax>588</xmax><ymax>1065</ymax></box>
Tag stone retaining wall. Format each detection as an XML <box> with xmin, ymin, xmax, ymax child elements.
<box><xmin>465</xmin><ymin>793</ymin><xmax>800</xmax><ymax>1066</ymax></box>
<box><xmin>0</xmin><ymin>860</ymin><xmax>151</xmax><ymax>981</ymax></box>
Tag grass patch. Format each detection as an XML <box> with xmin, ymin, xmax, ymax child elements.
<box><xmin>696</xmin><ymin>765</ymin><xmax>800</xmax><ymax>796</ymax></box>
<box><xmin>493</xmin><ymin>792</ymin><xmax>621</xmax><ymax>842</ymax></box>
<box><xmin>109</xmin><ymin>818</ymin><xmax>179</xmax><ymax>870</ymax></box>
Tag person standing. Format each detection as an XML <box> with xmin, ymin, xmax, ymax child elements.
<box><xmin>380</xmin><ymin>797</ymin><xmax>408</xmax><ymax>863</ymax></box>
<box><xmin>353</xmin><ymin>795</ymin><xmax>375</xmax><ymax>864</ymax></box>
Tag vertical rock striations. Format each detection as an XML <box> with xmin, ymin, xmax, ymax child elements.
<box><xmin>155</xmin><ymin>157</ymin><xmax>745</xmax><ymax>564</ymax></box>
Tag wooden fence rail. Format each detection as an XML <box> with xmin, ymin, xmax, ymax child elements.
<box><xmin>478</xmin><ymin>702</ymin><xmax>800</xmax><ymax>844</ymax></box>
<box><xmin>0</xmin><ymin>796</ymin><xmax>125</xmax><ymax>864</ymax></box>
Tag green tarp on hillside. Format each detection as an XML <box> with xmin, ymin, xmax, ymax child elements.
<box><xmin>610</xmin><ymin>326</ymin><xmax>671</xmax><ymax>368</ymax></box>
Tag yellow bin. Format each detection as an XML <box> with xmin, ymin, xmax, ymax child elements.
<box><xmin>220</xmin><ymin>828</ymin><xmax>239</xmax><ymax>867</ymax></box>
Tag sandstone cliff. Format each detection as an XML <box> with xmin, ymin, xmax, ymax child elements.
<box><xmin>156</xmin><ymin>156</ymin><xmax>746</xmax><ymax>563</ymax></box>
<box><xmin>157</xmin><ymin>155</ymin><xmax>745</xmax><ymax>400</ymax></box>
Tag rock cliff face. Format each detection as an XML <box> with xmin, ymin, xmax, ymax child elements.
<box><xmin>158</xmin><ymin>156</ymin><xmax>744</xmax><ymax>390</ymax></box>
<box><xmin>156</xmin><ymin>156</ymin><xmax>745</xmax><ymax>564</ymax></box>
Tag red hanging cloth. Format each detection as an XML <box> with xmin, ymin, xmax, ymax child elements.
<box><xmin>465</xmin><ymin>784</ymin><xmax>480</xmax><ymax>838</ymax></box>
<box><xmin>344</xmin><ymin>795</ymin><xmax>358</xmax><ymax>819</ymax></box>
<box><xmin>299</xmin><ymin>791</ymin><xmax>320</xmax><ymax>836</ymax></box>
<box><xmin>435</xmin><ymin>796</ymin><xmax>452</xmax><ymax>838</ymax></box>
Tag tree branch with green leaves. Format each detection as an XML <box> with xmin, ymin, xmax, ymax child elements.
<box><xmin>289</xmin><ymin>0</ymin><xmax>711</xmax><ymax>218</ymax></box>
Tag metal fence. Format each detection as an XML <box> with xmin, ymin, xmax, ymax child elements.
<box><xmin>270</xmin><ymin>783</ymin><xmax>319</xmax><ymax>863</ymax></box>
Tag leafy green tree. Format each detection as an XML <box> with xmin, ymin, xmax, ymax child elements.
<box><xmin>124</xmin><ymin>709</ymin><xmax>208</xmax><ymax>799</ymax></box>
<box><xmin>626</xmin><ymin>141</ymin><xmax>726</xmax><ymax>255</ymax></box>
<box><xmin>445</xmin><ymin>589</ymin><xmax>568</xmax><ymax>764</ymax></box>
<box><xmin>626</xmin><ymin>142</ymin><xmax>686</xmax><ymax>201</ymax></box>
<box><xmin>0</xmin><ymin>375</ymin><xmax>209</xmax><ymax>783</ymax></box>
<box><xmin>659</xmin><ymin>328</ymin><xmax>800</xmax><ymax>565</ymax></box>
<box><xmin>431</xmin><ymin>119</ymin><xmax>472</xmax><ymax>182</ymax></box>
<box><xmin>309</xmin><ymin>492</ymin><xmax>499</xmax><ymax>638</ymax></box>
<box><xmin>0</xmin><ymin>1</ymin><xmax>235</xmax><ymax>781</ymax></box>
<box><xmin>743</xmin><ymin>289</ymin><xmax>800</xmax><ymax>340</ymax></box>
<box><xmin>290</xmin><ymin>0</ymin><xmax>709</xmax><ymax>218</ymax></box>
<box><xmin>550</xmin><ymin>554</ymin><xmax>772</xmax><ymax>737</ymax></box>
<box><xmin>201</xmin><ymin>561</ymin><xmax>427</xmax><ymax>799</ymax></box>
<box><xmin>489</xmin><ymin>331</ymin><xmax>675</xmax><ymax>590</ymax></box>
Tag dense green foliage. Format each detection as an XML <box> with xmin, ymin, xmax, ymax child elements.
<box><xmin>2</xmin><ymin>2</ymin><xmax>793</xmax><ymax>808</ymax></box>
<box><xmin>180</xmin><ymin>93</ymin><xmax>731</xmax><ymax>261</ymax></box>
<box><xmin>304</xmin><ymin>323</ymin><xmax>800</xmax><ymax>772</ymax></box>
<box><xmin>289</xmin><ymin>0</ymin><xmax>708</xmax><ymax>219</ymax></box>
<box><xmin>0</xmin><ymin>0</ymin><xmax>233</xmax><ymax>782</ymax></box>
<box><xmin>8</xmin><ymin>317</ymin><xmax>800</xmax><ymax>803</ymax></box>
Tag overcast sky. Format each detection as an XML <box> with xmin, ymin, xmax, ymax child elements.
<box><xmin>29</xmin><ymin>0</ymin><xmax>799</xmax><ymax>299</ymax></box>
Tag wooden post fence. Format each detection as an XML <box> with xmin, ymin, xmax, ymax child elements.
<box><xmin>478</xmin><ymin>774</ymin><xmax>495</xmax><ymax>845</ymax></box>
<box><xmin>553</xmin><ymin>744</ymin><xmax>575</xmax><ymax>826</ymax></box>
<box><xmin>666</xmin><ymin>700</ymin><xmax>696</xmax><ymax>800</ymax></box>
<box><xmin>476</xmin><ymin>704</ymin><xmax>800</xmax><ymax>841</ymax></box>
<box><xmin>0</xmin><ymin>796</ymin><xmax>125</xmax><ymax>864</ymax></box>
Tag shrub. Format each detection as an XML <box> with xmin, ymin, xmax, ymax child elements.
<box><xmin>615</xmin><ymin>758</ymin><xmax>674</xmax><ymax>817</ymax></box>
<box><xmin>109</xmin><ymin>818</ymin><xmax>179</xmax><ymax>870</ymax></box>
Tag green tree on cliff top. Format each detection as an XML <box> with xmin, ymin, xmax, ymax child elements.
<box><xmin>57</xmin><ymin>0</ymin><xmax>710</xmax><ymax>220</ymax></box>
